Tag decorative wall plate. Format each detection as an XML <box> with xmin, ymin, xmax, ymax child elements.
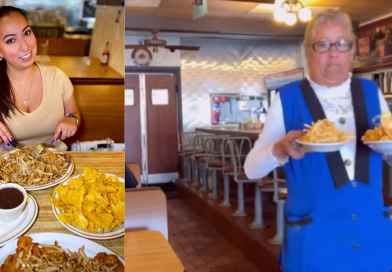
<box><xmin>131</xmin><ymin>48</ymin><xmax>152</xmax><ymax>66</ymax></box>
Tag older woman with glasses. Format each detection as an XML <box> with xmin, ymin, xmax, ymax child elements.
<box><xmin>245</xmin><ymin>9</ymin><xmax>392</xmax><ymax>272</ymax></box>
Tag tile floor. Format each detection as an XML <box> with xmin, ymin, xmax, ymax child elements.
<box><xmin>167</xmin><ymin>199</ymin><xmax>260</xmax><ymax>272</ymax></box>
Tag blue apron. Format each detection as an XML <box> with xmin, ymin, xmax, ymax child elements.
<box><xmin>278</xmin><ymin>78</ymin><xmax>392</xmax><ymax>272</ymax></box>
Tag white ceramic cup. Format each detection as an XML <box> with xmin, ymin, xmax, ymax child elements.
<box><xmin>0</xmin><ymin>183</ymin><xmax>27</xmax><ymax>221</ymax></box>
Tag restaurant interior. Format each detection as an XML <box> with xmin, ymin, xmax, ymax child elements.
<box><xmin>0</xmin><ymin>1</ymin><xmax>126</xmax><ymax>271</ymax></box>
<box><xmin>125</xmin><ymin>0</ymin><xmax>392</xmax><ymax>271</ymax></box>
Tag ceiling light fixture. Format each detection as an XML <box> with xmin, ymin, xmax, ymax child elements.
<box><xmin>274</xmin><ymin>0</ymin><xmax>312</xmax><ymax>26</ymax></box>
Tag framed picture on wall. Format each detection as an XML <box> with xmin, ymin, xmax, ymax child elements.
<box><xmin>354</xmin><ymin>17</ymin><xmax>392</xmax><ymax>72</ymax></box>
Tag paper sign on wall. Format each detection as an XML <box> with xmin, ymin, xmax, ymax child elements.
<box><xmin>152</xmin><ymin>89</ymin><xmax>169</xmax><ymax>105</ymax></box>
<box><xmin>125</xmin><ymin>89</ymin><xmax>134</xmax><ymax>106</ymax></box>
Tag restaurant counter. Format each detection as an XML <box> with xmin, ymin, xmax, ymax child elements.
<box><xmin>36</xmin><ymin>56</ymin><xmax>124</xmax><ymax>147</ymax></box>
<box><xmin>195</xmin><ymin>126</ymin><xmax>261</xmax><ymax>140</ymax></box>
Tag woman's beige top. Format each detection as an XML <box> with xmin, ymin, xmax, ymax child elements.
<box><xmin>1</xmin><ymin>64</ymin><xmax>73</xmax><ymax>150</ymax></box>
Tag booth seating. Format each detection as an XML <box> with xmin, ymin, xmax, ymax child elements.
<box><xmin>125</xmin><ymin>187</ymin><xmax>168</xmax><ymax>240</ymax></box>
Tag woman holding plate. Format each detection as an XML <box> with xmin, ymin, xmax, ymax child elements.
<box><xmin>245</xmin><ymin>9</ymin><xmax>392</xmax><ymax>272</ymax></box>
<box><xmin>0</xmin><ymin>6</ymin><xmax>81</xmax><ymax>151</ymax></box>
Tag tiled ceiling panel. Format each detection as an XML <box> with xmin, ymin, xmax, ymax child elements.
<box><xmin>126</xmin><ymin>0</ymin><xmax>392</xmax><ymax>28</ymax></box>
<box><xmin>124</xmin><ymin>6</ymin><xmax>156</xmax><ymax>15</ymax></box>
<box><xmin>207</xmin><ymin>1</ymin><xmax>258</xmax><ymax>12</ymax></box>
<box><xmin>155</xmin><ymin>7</ymin><xmax>193</xmax><ymax>17</ymax></box>
<box><xmin>159</xmin><ymin>0</ymin><xmax>194</xmax><ymax>8</ymax></box>
<box><xmin>302</xmin><ymin>0</ymin><xmax>356</xmax><ymax>7</ymax></box>
<box><xmin>346</xmin><ymin>0</ymin><xmax>392</xmax><ymax>9</ymax></box>
<box><xmin>204</xmin><ymin>10</ymin><xmax>246</xmax><ymax>17</ymax></box>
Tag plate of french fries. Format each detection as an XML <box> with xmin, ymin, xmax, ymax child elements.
<box><xmin>295</xmin><ymin>119</ymin><xmax>353</xmax><ymax>152</ymax></box>
<box><xmin>0</xmin><ymin>233</ymin><xmax>124</xmax><ymax>272</ymax></box>
<box><xmin>0</xmin><ymin>146</ymin><xmax>74</xmax><ymax>191</ymax></box>
<box><xmin>362</xmin><ymin>111</ymin><xmax>392</xmax><ymax>153</ymax></box>
<box><xmin>49</xmin><ymin>167</ymin><xmax>125</xmax><ymax>240</ymax></box>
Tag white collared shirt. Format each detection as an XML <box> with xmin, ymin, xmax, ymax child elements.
<box><xmin>244</xmin><ymin>75</ymin><xmax>389</xmax><ymax>180</ymax></box>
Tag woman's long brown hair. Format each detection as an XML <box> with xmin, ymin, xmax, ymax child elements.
<box><xmin>0</xmin><ymin>6</ymin><xmax>27</xmax><ymax>124</ymax></box>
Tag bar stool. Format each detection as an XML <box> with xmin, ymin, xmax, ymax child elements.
<box><xmin>219</xmin><ymin>136</ymin><xmax>252</xmax><ymax>208</ymax></box>
<box><xmin>226</xmin><ymin>139</ymin><xmax>268</xmax><ymax>228</ymax></box>
<box><xmin>268</xmin><ymin>168</ymin><xmax>287</xmax><ymax>245</ymax></box>
<box><xmin>190</xmin><ymin>133</ymin><xmax>213</xmax><ymax>189</ymax></box>
<box><xmin>178</xmin><ymin>131</ymin><xmax>199</xmax><ymax>182</ymax></box>
<box><xmin>202</xmin><ymin>135</ymin><xmax>231</xmax><ymax>199</ymax></box>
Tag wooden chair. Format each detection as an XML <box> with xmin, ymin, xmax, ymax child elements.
<box><xmin>125</xmin><ymin>187</ymin><xmax>168</xmax><ymax>240</ymax></box>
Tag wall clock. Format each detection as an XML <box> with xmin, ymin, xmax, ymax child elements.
<box><xmin>131</xmin><ymin>48</ymin><xmax>152</xmax><ymax>66</ymax></box>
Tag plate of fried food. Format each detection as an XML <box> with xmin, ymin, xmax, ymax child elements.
<box><xmin>49</xmin><ymin>167</ymin><xmax>125</xmax><ymax>240</ymax></box>
<box><xmin>0</xmin><ymin>146</ymin><xmax>74</xmax><ymax>191</ymax></box>
<box><xmin>0</xmin><ymin>233</ymin><xmax>124</xmax><ymax>272</ymax></box>
<box><xmin>362</xmin><ymin>111</ymin><xmax>392</xmax><ymax>154</ymax></box>
<box><xmin>295</xmin><ymin>119</ymin><xmax>353</xmax><ymax>152</ymax></box>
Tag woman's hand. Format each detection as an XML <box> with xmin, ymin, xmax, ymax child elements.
<box><xmin>273</xmin><ymin>131</ymin><xmax>309</xmax><ymax>160</ymax></box>
<box><xmin>0</xmin><ymin>122</ymin><xmax>14</xmax><ymax>147</ymax></box>
<box><xmin>53</xmin><ymin>117</ymin><xmax>78</xmax><ymax>141</ymax></box>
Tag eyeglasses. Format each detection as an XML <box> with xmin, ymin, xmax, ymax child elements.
<box><xmin>312</xmin><ymin>40</ymin><xmax>353</xmax><ymax>53</ymax></box>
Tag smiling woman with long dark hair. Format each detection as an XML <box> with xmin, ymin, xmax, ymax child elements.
<box><xmin>0</xmin><ymin>6</ymin><xmax>81</xmax><ymax>150</ymax></box>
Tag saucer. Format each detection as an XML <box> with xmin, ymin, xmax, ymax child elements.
<box><xmin>0</xmin><ymin>206</ymin><xmax>27</xmax><ymax>226</ymax></box>
<box><xmin>0</xmin><ymin>194</ymin><xmax>38</xmax><ymax>247</ymax></box>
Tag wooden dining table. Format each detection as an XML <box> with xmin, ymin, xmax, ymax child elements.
<box><xmin>35</xmin><ymin>56</ymin><xmax>124</xmax><ymax>85</ymax></box>
<box><xmin>126</xmin><ymin>230</ymin><xmax>185</xmax><ymax>272</ymax></box>
<box><xmin>13</xmin><ymin>151</ymin><xmax>125</xmax><ymax>259</ymax></box>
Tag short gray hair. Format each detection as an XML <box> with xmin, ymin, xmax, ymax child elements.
<box><xmin>304</xmin><ymin>9</ymin><xmax>356</xmax><ymax>48</ymax></box>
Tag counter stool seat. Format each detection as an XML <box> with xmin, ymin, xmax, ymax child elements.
<box><xmin>279</xmin><ymin>191</ymin><xmax>288</xmax><ymax>200</ymax></box>
<box><xmin>178</xmin><ymin>151</ymin><xmax>193</xmax><ymax>157</ymax></box>
<box><xmin>192</xmin><ymin>153</ymin><xmax>206</xmax><ymax>160</ymax></box>
<box><xmin>259</xmin><ymin>180</ymin><xmax>286</xmax><ymax>190</ymax></box>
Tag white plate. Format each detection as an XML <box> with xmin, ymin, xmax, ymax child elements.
<box><xmin>364</xmin><ymin>141</ymin><xmax>392</xmax><ymax>154</ymax></box>
<box><xmin>52</xmin><ymin>173</ymin><xmax>125</xmax><ymax>240</ymax></box>
<box><xmin>0</xmin><ymin>232</ymin><xmax>124</xmax><ymax>266</ymax></box>
<box><xmin>295</xmin><ymin>139</ymin><xmax>350</xmax><ymax>152</ymax></box>
<box><xmin>0</xmin><ymin>148</ymin><xmax>75</xmax><ymax>191</ymax></box>
<box><xmin>0</xmin><ymin>194</ymin><xmax>38</xmax><ymax>247</ymax></box>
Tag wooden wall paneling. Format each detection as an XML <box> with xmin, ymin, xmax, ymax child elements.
<box><xmin>89</xmin><ymin>5</ymin><xmax>125</xmax><ymax>77</ymax></box>
<box><xmin>36</xmin><ymin>38</ymin><xmax>86</xmax><ymax>56</ymax></box>
<box><xmin>125</xmin><ymin>75</ymin><xmax>142</xmax><ymax>168</ymax></box>
<box><xmin>64</xmin><ymin>84</ymin><xmax>125</xmax><ymax>147</ymax></box>
<box><xmin>145</xmin><ymin>74</ymin><xmax>178</xmax><ymax>175</ymax></box>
